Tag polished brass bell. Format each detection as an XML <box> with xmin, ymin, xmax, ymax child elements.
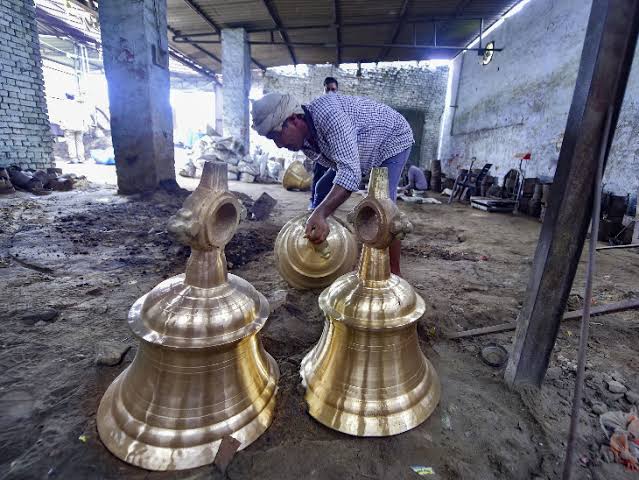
<box><xmin>282</xmin><ymin>160</ymin><xmax>312</xmax><ymax>191</ymax></box>
<box><xmin>97</xmin><ymin>162</ymin><xmax>279</xmax><ymax>471</ymax></box>
<box><xmin>300</xmin><ymin>167</ymin><xmax>441</xmax><ymax>436</ymax></box>
<box><xmin>274</xmin><ymin>212</ymin><xmax>358</xmax><ymax>289</ymax></box>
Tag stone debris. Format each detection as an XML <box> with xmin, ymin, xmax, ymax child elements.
<box><xmin>607</xmin><ymin>380</ymin><xmax>628</xmax><ymax>394</ymax></box>
<box><xmin>95</xmin><ymin>342</ymin><xmax>132</xmax><ymax>366</ymax></box>
<box><xmin>591</xmin><ymin>402</ymin><xmax>608</xmax><ymax>415</ymax></box>
<box><xmin>15</xmin><ymin>307</ymin><xmax>59</xmax><ymax>325</ymax></box>
<box><xmin>180</xmin><ymin>135</ymin><xmax>284</xmax><ymax>184</ymax></box>
<box><xmin>625</xmin><ymin>391</ymin><xmax>639</xmax><ymax>405</ymax></box>
<box><xmin>250</xmin><ymin>192</ymin><xmax>277</xmax><ymax>221</ymax></box>
<box><xmin>4</xmin><ymin>165</ymin><xmax>80</xmax><ymax>195</ymax></box>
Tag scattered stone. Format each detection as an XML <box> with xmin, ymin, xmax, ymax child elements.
<box><xmin>267</xmin><ymin>289</ymin><xmax>287</xmax><ymax>312</ymax></box>
<box><xmin>250</xmin><ymin>192</ymin><xmax>277</xmax><ymax>221</ymax></box>
<box><xmin>625</xmin><ymin>391</ymin><xmax>639</xmax><ymax>405</ymax></box>
<box><xmin>213</xmin><ymin>435</ymin><xmax>241</xmax><ymax>474</ymax></box>
<box><xmin>607</xmin><ymin>380</ymin><xmax>627</xmax><ymax>394</ymax></box>
<box><xmin>16</xmin><ymin>307</ymin><xmax>59</xmax><ymax>325</ymax></box>
<box><xmin>240</xmin><ymin>173</ymin><xmax>256</xmax><ymax>183</ymax></box>
<box><xmin>600</xmin><ymin>445</ymin><xmax>614</xmax><ymax>463</ymax></box>
<box><xmin>545</xmin><ymin>366</ymin><xmax>563</xmax><ymax>381</ymax></box>
<box><xmin>441</xmin><ymin>412</ymin><xmax>453</xmax><ymax>431</ymax></box>
<box><xmin>591</xmin><ymin>402</ymin><xmax>607</xmax><ymax>415</ymax></box>
<box><xmin>95</xmin><ymin>342</ymin><xmax>131</xmax><ymax>366</ymax></box>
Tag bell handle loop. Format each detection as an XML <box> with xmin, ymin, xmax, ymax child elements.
<box><xmin>303</xmin><ymin>228</ymin><xmax>332</xmax><ymax>259</ymax></box>
<box><xmin>311</xmin><ymin>239</ymin><xmax>331</xmax><ymax>259</ymax></box>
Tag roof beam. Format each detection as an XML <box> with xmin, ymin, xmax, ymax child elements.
<box><xmin>181</xmin><ymin>0</ymin><xmax>266</xmax><ymax>70</ymax></box>
<box><xmin>168</xmin><ymin>50</ymin><xmax>219</xmax><ymax>82</ymax></box>
<box><xmin>334</xmin><ymin>0</ymin><xmax>342</xmax><ymax>65</ymax></box>
<box><xmin>168</xmin><ymin>25</ymin><xmax>222</xmax><ymax>65</ymax></box>
<box><xmin>262</xmin><ymin>0</ymin><xmax>297</xmax><ymax>65</ymax></box>
<box><xmin>376</xmin><ymin>0</ymin><xmax>410</xmax><ymax>62</ymax></box>
<box><xmin>183</xmin><ymin>0</ymin><xmax>220</xmax><ymax>33</ymax></box>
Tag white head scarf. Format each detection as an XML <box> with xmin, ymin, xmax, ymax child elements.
<box><xmin>251</xmin><ymin>92</ymin><xmax>303</xmax><ymax>136</ymax></box>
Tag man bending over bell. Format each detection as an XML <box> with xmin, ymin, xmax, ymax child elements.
<box><xmin>252</xmin><ymin>92</ymin><xmax>413</xmax><ymax>276</ymax></box>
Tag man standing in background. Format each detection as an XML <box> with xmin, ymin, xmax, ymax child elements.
<box><xmin>61</xmin><ymin>92</ymin><xmax>87</xmax><ymax>163</ymax></box>
<box><xmin>304</xmin><ymin>77</ymin><xmax>339</xmax><ymax>209</ymax></box>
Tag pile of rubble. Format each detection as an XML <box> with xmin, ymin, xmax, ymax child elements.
<box><xmin>0</xmin><ymin>166</ymin><xmax>84</xmax><ymax>195</ymax></box>
<box><xmin>179</xmin><ymin>134</ymin><xmax>285</xmax><ymax>184</ymax></box>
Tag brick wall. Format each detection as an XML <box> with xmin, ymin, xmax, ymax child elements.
<box><xmin>0</xmin><ymin>0</ymin><xmax>53</xmax><ymax>170</ymax></box>
<box><xmin>258</xmin><ymin>63</ymin><xmax>449</xmax><ymax>168</ymax></box>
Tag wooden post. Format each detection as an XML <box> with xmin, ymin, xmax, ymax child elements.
<box><xmin>505</xmin><ymin>0</ymin><xmax>639</xmax><ymax>387</ymax></box>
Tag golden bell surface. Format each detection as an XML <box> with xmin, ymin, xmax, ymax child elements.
<box><xmin>274</xmin><ymin>212</ymin><xmax>358</xmax><ymax>289</ymax></box>
<box><xmin>97</xmin><ymin>162</ymin><xmax>279</xmax><ymax>471</ymax></box>
<box><xmin>300</xmin><ymin>167</ymin><xmax>441</xmax><ymax>437</ymax></box>
<box><xmin>282</xmin><ymin>160</ymin><xmax>312</xmax><ymax>191</ymax></box>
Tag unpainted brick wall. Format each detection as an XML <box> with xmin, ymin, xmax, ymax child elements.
<box><xmin>0</xmin><ymin>0</ymin><xmax>53</xmax><ymax>170</ymax></box>
<box><xmin>259</xmin><ymin>64</ymin><xmax>449</xmax><ymax>168</ymax></box>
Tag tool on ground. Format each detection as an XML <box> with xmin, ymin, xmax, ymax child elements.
<box><xmin>300</xmin><ymin>167</ymin><xmax>441</xmax><ymax>436</ymax></box>
<box><xmin>97</xmin><ymin>162</ymin><xmax>279</xmax><ymax>471</ymax></box>
<box><xmin>446</xmin><ymin>297</ymin><xmax>639</xmax><ymax>339</ymax></box>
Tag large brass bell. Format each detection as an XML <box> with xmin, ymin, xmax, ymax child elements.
<box><xmin>300</xmin><ymin>167</ymin><xmax>441</xmax><ymax>436</ymax></box>
<box><xmin>274</xmin><ymin>212</ymin><xmax>358</xmax><ymax>289</ymax></box>
<box><xmin>97</xmin><ymin>162</ymin><xmax>279</xmax><ymax>471</ymax></box>
<box><xmin>282</xmin><ymin>160</ymin><xmax>312</xmax><ymax>191</ymax></box>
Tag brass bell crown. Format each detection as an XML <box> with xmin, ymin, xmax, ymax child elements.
<box><xmin>274</xmin><ymin>212</ymin><xmax>358</xmax><ymax>289</ymax></box>
<box><xmin>300</xmin><ymin>167</ymin><xmax>441</xmax><ymax>437</ymax></box>
<box><xmin>97</xmin><ymin>162</ymin><xmax>279</xmax><ymax>471</ymax></box>
<box><xmin>282</xmin><ymin>160</ymin><xmax>312</xmax><ymax>191</ymax></box>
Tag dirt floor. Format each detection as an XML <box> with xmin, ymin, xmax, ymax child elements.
<box><xmin>1</xmin><ymin>166</ymin><xmax>638</xmax><ymax>480</ymax></box>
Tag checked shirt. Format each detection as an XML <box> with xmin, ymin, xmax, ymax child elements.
<box><xmin>302</xmin><ymin>94</ymin><xmax>414</xmax><ymax>192</ymax></box>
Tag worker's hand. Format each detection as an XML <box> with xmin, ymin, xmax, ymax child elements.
<box><xmin>305</xmin><ymin>210</ymin><xmax>330</xmax><ymax>244</ymax></box>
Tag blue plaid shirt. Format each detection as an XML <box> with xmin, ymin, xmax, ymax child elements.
<box><xmin>302</xmin><ymin>94</ymin><xmax>414</xmax><ymax>192</ymax></box>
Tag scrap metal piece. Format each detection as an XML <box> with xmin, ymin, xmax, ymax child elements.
<box><xmin>282</xmin><ymin>160</ymin><xmax>312</xmax><ymax>191</ymax></box>
<box><xmin>274</xmin><ymin>212</ymin><xmax>358</xmax><ymax>289</ymax></box>
<box><xmin>300</xmin><ymin>167</ymin><xmax>441</xmax><ymax>436</ymax></box>
<box><xmin>97</xmin><ymin>162</ymin><xmax>279</xmax><ymax>471</ymax></box>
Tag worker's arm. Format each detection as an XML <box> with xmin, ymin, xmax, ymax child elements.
<box><xmin>305</xmin><ymin>184</ymin><xmax>352</xmax><ymax>243</ymax></box>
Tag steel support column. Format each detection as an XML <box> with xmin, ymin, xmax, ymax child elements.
<box><xmin>504</xmin><ymin>0</ymin><xmax>639</xmax><ymax>387</ymax></box>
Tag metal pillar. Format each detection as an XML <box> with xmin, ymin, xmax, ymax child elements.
<box><xmin>505</xmin><ymin>0</ymin><xmax>639</xmax><ymax>387</ymax></box>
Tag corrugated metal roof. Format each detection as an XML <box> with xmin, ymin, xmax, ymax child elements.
<box><xmin>53</xmin><ymin>0</ymin><xmax>523</xmax><ymax>76</ymax></box>
<box><xmin>166</xmin><ymin>0</ymin><xmax>523</xmax><ymax>70</ymax></box>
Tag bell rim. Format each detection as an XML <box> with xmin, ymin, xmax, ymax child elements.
<box><xmin>96</xmin><ymin>355</ymin><xmax>280</xmax><ymax>471</ymax></box>
<box><xmin>301</xmin><ymin>358</ymin><xmax>441</xmax><ymax>437</ymax></box>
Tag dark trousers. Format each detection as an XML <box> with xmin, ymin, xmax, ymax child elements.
<box><xmin>310</xmin><ymin>163</ymin><xmax>337</xmax><ymax>209</ymax></box>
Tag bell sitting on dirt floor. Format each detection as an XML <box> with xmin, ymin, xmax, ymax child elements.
<box><xmin>282</xmin><ymin>160</ymin><xmax>312</xmax><ymax>191</ymax></box>
<box><xmin>96</xmin><ymin>161</ymin><xmax>279</xmax><ymax>471</ymax></box>
<box><xmin>300</xmin><ymin>166</ymin><xmax>441</xmax><ymax>437</ymax></box>
<box><xmin>274</xmin><ymin>212</ymin><xmax>358</xmax><ymax>289</ymax></box>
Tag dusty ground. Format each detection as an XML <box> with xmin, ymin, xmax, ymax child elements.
<box><xmin>1</xmin><ymin>167</ymin><xmax>638</xmax><ymax>480</ymax></box>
